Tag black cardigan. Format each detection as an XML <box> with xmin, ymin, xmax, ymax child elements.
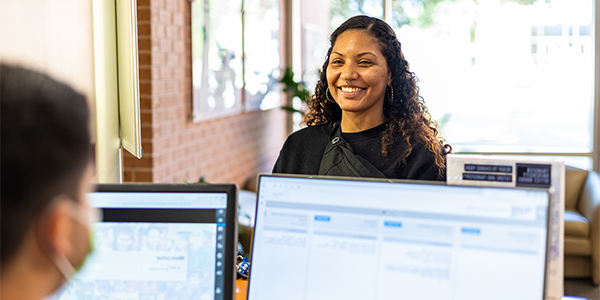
<box><xmin>272</xmin><ymin>122</ymin><xmax>445</xmax><ymax>181</ymax></box>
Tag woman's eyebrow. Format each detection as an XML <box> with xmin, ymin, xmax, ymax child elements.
<box><xmin>357</xmin><ymin>52</ymin><xmax>377</xmax><ymax>57</ymax></box>
<box><xmin>331</xmin><ymin>51</ymin><xmax>377</xmax><ymax>57</ymax></box>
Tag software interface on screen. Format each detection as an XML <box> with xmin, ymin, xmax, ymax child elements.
<box><xmin>46</xmin><ymin>192</ymin><xmax>229</xmax><ymax>300</ymax></box>
<box><xmin>249</xmin><ymin>177</ymin><xmax>549</xmax><ymax>300</ymax></box>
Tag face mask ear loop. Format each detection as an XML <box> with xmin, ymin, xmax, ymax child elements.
<box><xmin>49</xmin><ymin>246</ymin><xmax>78</xmax><ymax>280</ymax></box>
<box><xmin>37</xmin><ymin>198</ymin><xmax>78</xmax><ymax>280</ymax></box>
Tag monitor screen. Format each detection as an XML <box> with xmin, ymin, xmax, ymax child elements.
<box><xmin>46</xmin><ymin>184</ymin><xmax>237</xmax><ymax>300</ymax></box>
<box><xmin>248</xmin><ymin>175</ymin><xmax>549</xmax><ymax>300</ymax></box>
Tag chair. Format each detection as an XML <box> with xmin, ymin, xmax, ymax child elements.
<box><xmin>564</xmin><ymin>166</ymin><xmax>600</xmax><ymax>285</ymax></box>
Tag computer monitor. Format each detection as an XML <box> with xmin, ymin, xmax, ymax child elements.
<box><xmin>248</xmin><ymin>175</ymin><xmax>550</xmax><ymax>300</ymax></box>
<box><xmin>47</xmin><ymin>184</ymin><xmax>237</xmax><ymax>300</ymax></box>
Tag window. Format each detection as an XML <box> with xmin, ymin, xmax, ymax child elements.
<box><xmin>244</xmin><ymin>0</ymin><xmax>282</xmax><ymax>111</ymax></box>
<box><xmin>191</xmin><ymin>0</ymin><xmax>244</xmax><ymax>121</ymax></box>
<box><xmin>191</xmin><ymin>0</ymin><xmax>282</xmax><ymax>121</ymax></box>
<box><xmin>391</xmin><ymin>0</ymin><xmax>594</xmax><ymax>157</ymax></box>
<box><xmin>312</xmin><ymin>0</ymin><xmax>597</xmax><ymax>169</ymax></box>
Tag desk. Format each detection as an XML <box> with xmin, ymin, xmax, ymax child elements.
<box><xmin>235</xmin><ymin>279</ymin><xmax>248</xmax><ymax>300</ymax></box>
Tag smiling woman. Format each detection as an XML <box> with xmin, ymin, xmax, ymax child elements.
<box><xmin>273</xmin><ymin>15</ymin><xmax>451</xmax><ymax>180</ymax></box>
<box><xmin>327</xmin><ymin>29</ymin><xmax>391</xmax><ymax>132</ymax></box>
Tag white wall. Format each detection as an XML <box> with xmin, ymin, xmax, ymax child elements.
<box><xmin>0</xmin><ymin>0</ymin><xmax>95</xmax><ymax>113</ymax></box>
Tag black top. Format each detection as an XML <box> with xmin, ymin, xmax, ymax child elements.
<box><xmin>273</xmin><ymin>122</ymin><xmax>445</xmax><ymax>181</ymax></box>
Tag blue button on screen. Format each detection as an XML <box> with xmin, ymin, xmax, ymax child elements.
<box><xmin>314</xmin><ymin>215</ymin><xmax>330</xmax><ymax>221</ymax></box>
<box><xmin>462</xmin><ymin>227</ymin><xmax>481</xmax><ymax>234</ymax></box>
<box><xmin>384</xmin><ymin>221</ymin><xmax>402</xmax><ymax>227</ymax></box>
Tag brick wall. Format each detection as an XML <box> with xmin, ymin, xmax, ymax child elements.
<box><xmin>124</xmin><ymin>0</ymin><xmax>287</xmax><ymax>187</ymax></box>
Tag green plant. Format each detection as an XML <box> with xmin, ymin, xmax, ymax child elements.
<box><xmin>436</xmin><ymin>113</ymin><xmax>451</xmax><ymax>134</ymax></box>
<box><xmin>280</xmin><ymin>67</ymin><xmax>311</xmax><ymax>116</ymax></box>
<box><xmin>183</xmin><ymin>175</ymin><xmax>211</xmax><ymax>185</ymax></box>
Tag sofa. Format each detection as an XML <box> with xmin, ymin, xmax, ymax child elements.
<box><xmin>564</xmin><ymin>167</ymin><xmax>600</xmax><ymax>285</ymax></box>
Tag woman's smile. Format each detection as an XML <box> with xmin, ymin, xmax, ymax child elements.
<box><xmin>338</xmin><ymin>85</ymin><xmax>366</xmax><ymax>98</ymax></box>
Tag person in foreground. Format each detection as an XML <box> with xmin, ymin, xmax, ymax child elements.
<box><xmin>273</xmin><ymin>16</ymin><xmax>451</xmax><ymax>180</ymax></box>
<box><xmin>1</xmin><ymin>64</ymin><xmax>96</xmax><ymax>300</ymax></box>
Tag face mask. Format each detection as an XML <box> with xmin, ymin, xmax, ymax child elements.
<box><xmin>41</xmin><ymin>197</ymin><xmax>102</xmax><ymax>280</ymax></box>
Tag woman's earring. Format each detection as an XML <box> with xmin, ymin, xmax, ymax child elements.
<box><xmin>326</xmin><ymin>87</ymin><xmax>335</xmax><ymax>103</ymax></box>
<box><xmin>388</xmin><ymin>86</ymin><xmax>394</xmax><ymax>104</ymax></box>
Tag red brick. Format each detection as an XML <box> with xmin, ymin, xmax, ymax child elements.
<box><xmin>165</xmin><ymin>0</ymin><xmax>177</xmax><ymax>11</ymax></box>
<box><xmin>166</xmin><ymin>81</ymin><xmax>176</xmax><ymax>93</ymax></box>
<box><xmin>178</xmin><ymin>0</ymin><xmax>189</xmax><ymax>13</ymax></box>
<box><xmin>151</xmin><ymin>52</ymin><xmax>165</xmax><ymax>66</ymax></box>
<box><xmin>134</xmin><ymin>171</ymin><xmax>153</xmax><ymax>182</ymax></box>
<box><xmin>140</xmin><ymin>98</ymin><xmax>152</xmax><ymax>109</ymax></box>
<box><xmin>154</xmin><ymin>110</ymin><xmax>167</xmax><ymax>123</ymax></box>
<box><xmin>151</xmin><ymin>39</ymin><xmax>160</xmax><ymax>52</ymax></box>
<box><xmin>183</xmin><ymin>54</ymin><xmax>191</xmax><ymax>64</ymax></box>
<box><xmin>166</xmin><ymin>53</ymin><xmax>177</xmax><ymax>66</ymax></box>
<box><xmin>123</xmin><ymin>170</ymin><xmax>133</xmax><ymax>182</ymax></box>
<box><xmin>139</xmin><ymin>68</ymin><xmax>151</xmax><ymax>81</ymax></box>
<box><xmin>159</xmin><ymin>67</ymin><xmax>169</xmax><ymax>79</ymax></box>
<box><xmin>152</xmin><ymin>67</ymin><xmax>160</xmax><ymax>79</ymax></box>
<box><xmin>173</xmin><ymin>66</ymin><xmax>184</xmax><ymax>77</ymax></box>
<box><xmin>141</xmin><ymin>112</ymin><xmax>153</xmax><ymax>124</ymax></box>
<box><xmin>150</xmin><ymin>0</ymin><xmax>163</xmax><ymax>8</ymax></box>
<box><xmin>151</xmin><ymin>24</ymin><xmax>164</xmax><ymax>38</ymax></box>
<box><xmin>159</xmin><ymin>125</ymin><xmax>170</xmax><ymax>136</ymax></box>
<box><xmin>166</xmin><ymin>25</ymin><xmax>178</xmax><ymax>39</ymax></box>
<box><xmin>173</xmin><ymin>40</ymin><xmax>184</xmax><ymax>53</ymax></box>
<box><xmin>140</xmin><ymin>141</ymin><xmax>153</xmax><ymax>153</ymax></box>
<box><xmin>173</xmin><ymin>12</ymin><xmax>184</xmax><ymax>26</ymax></box>
<box><xmin>138</xmin><ymin>24</ymin><xmax>151</xmax><ymax>36</ymax></box>
<box><xmin>139</xmin><ymin>53</ymin><xmax>151</xmax><ymax>65</ymax></box>
<box><xmin>141</xmin><ymin>127</ymin><xmax>153</xmax><ymax>139</ymax></box>
<box><xmin>159</xmin><ymin>11</ymin><xmax>171</xmax><ymax>23</ymax></box>
<box><xmin>137</xmin><ymin>8</ymin><xmax>151</xmax><ymax>21</ymax></box>
<box><xmin>153</xmin><ymin>139</ymin><xmax>167</xmax><ymax>152</ymax></box>
<box><xmin>138</xmin><ymin>39</ymin><xmax>151</xmax><ymax>51</ymax></box>
<box><xmin>152</xmin><ymin>82</ymin><xmax>166</xmax><ymax>95</ymax></box>
<box><xmin>151</xmin><ymin>10</ymin><xmax>160</xmax><ymax>22</ymax></box>
<box><xmin>160</xmin><ymin>39</ymin><xmax>171</xmax><ymax>52</ymax></box>
<box><xmin>124</xmin><ymin>155</ymin><xmax>153</xmax><ymax>168</ymax></box>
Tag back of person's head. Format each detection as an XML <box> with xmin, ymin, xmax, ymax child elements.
<box><xmin>1</xmin><ymin>63</ymin><xmax>91</xmax><ymax>267</ymax></box>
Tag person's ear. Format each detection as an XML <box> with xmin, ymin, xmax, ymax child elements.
<box><xmin>387</xmin><ymin>71</ymin><xmax>392</xmax><ymax>87</ymax></box>
<box><xmin>42</xmin><ymin>197</ymin><xmax>77</xmax><ymax>259</ymax></box>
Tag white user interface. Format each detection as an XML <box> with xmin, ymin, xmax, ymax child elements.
<box><xmin>248</xmin><ymin>176</ymin><xmax>549</xmax><ymax>300</ymax></box>
<box><xmin>46</xmin><ymin>192</ymin><xmax>229</xmax><ymax>300</ymax></box>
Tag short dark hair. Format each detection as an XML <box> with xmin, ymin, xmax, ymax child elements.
<box><xmin>1</xmin><ymin>63</ymin><xmax>91</xmax><ymax>265</ymax></box>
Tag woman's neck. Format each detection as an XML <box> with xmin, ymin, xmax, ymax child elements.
<box><xmin>340</xmin><ymin>110</ymin><xmax>385</xmax><ymax>133</ymax></box>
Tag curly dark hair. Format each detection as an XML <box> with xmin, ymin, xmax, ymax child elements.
<box><xmin>304</xmin><ymin>15</ymin><xmax>451</xmax><ymax>177</ymax></box>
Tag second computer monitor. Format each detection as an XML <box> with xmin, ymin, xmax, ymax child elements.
<box><xmin>249</xmin><ymin>175</ymin><xmax>549</xmax><ymax>300</ymax></box>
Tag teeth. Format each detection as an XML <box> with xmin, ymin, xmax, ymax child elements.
<box><xmin>341</xmin><ymin>87</ymin><xmax>362</xmax><ymax>93</ymax></box>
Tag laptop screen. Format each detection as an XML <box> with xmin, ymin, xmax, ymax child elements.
<box><xmin>248</xmin><ymin>175</ymin><xmax>549</xmax><ymax>300</ymax></box>
<box><xmin>47</xmin><ymin>184</ymin><xmax>237</xmax><ymax>300</ymax></box>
